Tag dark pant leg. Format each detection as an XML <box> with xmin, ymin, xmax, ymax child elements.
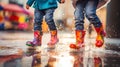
<box><xmin>85</xmin><ymin>0</ymin><xmax>102</xmax><ymax>27</ymax></box>
<box><xmin>74</xmin><ymin>1</ymin><xmax>85</xmax><ymax>30</ymax></box>
<box><xmin>34</xmin><ymin>9</ymin><xmax>44</xmax><ymax>31</ymax></box>
<box><xmin>45</xmin><ymin>8</ymin><xmax>57</xmax><ymax>31</ymax></box>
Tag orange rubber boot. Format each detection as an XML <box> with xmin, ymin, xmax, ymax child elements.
<box><xmin>70</xmin><ymin>30</ymin><xmax>85</xmax><ymax>49</ymax></box>
<box><xmin>95</xmin><ymin>25</ymin><xmax>106</xmax><ymax>47</ymax></box>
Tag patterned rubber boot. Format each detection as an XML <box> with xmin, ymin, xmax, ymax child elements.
<box><xmin>26</xmin><ymin>30</ymin><xmax>42</xmax><ymax>47</ymax></box>
<box><xmin>70</xmin><ymin>30</ymin><xmax>85</xmax><ymax>50</ymax></box>
<box><xmin>95</xmin><ymin>25</ymin><xmax>106</xmax><ymax>47</ymax></box>
<box><xmin>47</xmin><ymin>30</ymin><xmax>59</xmax><ymax>48</ymax></box>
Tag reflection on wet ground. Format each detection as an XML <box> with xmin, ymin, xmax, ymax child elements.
<box><xmin>26</xmin><ymin>45</ymin><xmax>120</xmax><ymax>67</ymax></box>
<box><xmin>24</xmin><ymin>43</ymin><xmax>120</xmax><ymax>67</ymax></box>
<box><xmin>0</xmin><ymin>31</ymin><xmax>120</xmax><ymax>67</ymax></box>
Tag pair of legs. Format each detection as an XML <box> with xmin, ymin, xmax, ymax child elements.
<box><xmin>26</xmin><ymin>8</ymin><xmax>59</xmax><ymax>47</ymax></box>
<box><xmin>70</xmin><ymin>0</ymin><xmax>106</xmax><ymax>49</ymax></box>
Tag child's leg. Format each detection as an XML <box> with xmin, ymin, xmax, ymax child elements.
<box><xmin>45</xmin><ymin>8</ymin><xmax>59</xmax><ymax>46</ymax></box>
<box><xmin>26</xmin><ymin>9</ymin><xmax>44</xmax><ymax>47</ymax></box>
<box><xmin>85</xmin><ymin>0</ymin><xmax>106</xmax><ymax>47</ymax></box>
<box><xmin>70</xmin><ymin>1</ymin><xmax>86</xmax><ymax>50</ymax></box>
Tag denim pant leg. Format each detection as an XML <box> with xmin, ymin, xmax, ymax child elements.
<box><xmin>85</xmin><ymin>0</ymin><xmax>102</xmax><ymax>27</ymax></box>
<box><xmin>45</xmin><ymin>8</ymin><xmax>57</xmax><ymax>31</ymax></box>
<box><xmin>74</xmin><ymin>1</ymin><xmax>85</xmax><ymax>30</ymax></box>
<box><xmin>34</xmin><ymin>9</ymin><xmax>44</xmax><ymax>31</ymax></box>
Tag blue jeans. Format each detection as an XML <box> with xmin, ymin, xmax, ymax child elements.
<box><xmin>75</xmin><ymin>0</ymin><xmax>102</xmax><ymax>30</ymax></box>
<box><xmin>34</xmin><ymin>8</ymin><xmax>57</xmax><ymax>31</ymax></box>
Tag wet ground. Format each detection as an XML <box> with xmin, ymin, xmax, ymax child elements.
<box><xmin>0</xmin><ymin>31</ymin><xmax>120</xmax><ymax>67</ymax></box>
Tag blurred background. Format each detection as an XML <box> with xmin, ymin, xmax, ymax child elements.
<box><xmin>0</xmin><ymin>0</ymin><xmax>107</xmax><ymax>32</ymax></box>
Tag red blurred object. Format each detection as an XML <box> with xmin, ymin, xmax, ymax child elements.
<box><xmin>18</xmin><ymin>23</ymin><xmax>28</xmax><ymax>30</ymax></box>
<box><xmin>94</xmin><ymin>57</ymin><xmax>102</xmax><ymax>67</ymax></box>
<box><xmin>9</xmin><ymin>13</ymin><xmax>19</xmax><ymax>22</ymax></box>
<box><xmin>0</xmin><ymin>3</ymin><xmax>33</xmax><ymax>15</ymax></box>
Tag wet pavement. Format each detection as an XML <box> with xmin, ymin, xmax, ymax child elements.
<box><xmin>0</xmin><ymin>31</ymin><xmax>120</xmax><ymax>67</ymax></box>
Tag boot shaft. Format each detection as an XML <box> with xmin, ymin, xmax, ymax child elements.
<box><xmin>95</xmin><ymin>25</ymin><xmax>106</xmax><ymax>36</ymax></box>
<box><xmin>34</xmin><ymin>30</ymin><xmax>43</xmax><ymax>38</ymax></box>
<box><xmin>75</xmin><ymin>30</ymin><xmax>85</xmax><ymax>44</ymax></box>
<box><xmin>50</xmin><ymin>30</ymin><xmax>57</xmax><ymax>36</ymax></box>
<box><xmin>33</xmin><ymin>30</ymin><xmax>42</xmax><ymax>44</ymax></box>
<box><xmin>50</xmin><ymin>30</ymin><xmax>58</xmax><ymax>41</ymax></box>
<box><xmin>47</xmin><ymin>30</ymin><xmax>59</xmax><ymax>45</ymax></box>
